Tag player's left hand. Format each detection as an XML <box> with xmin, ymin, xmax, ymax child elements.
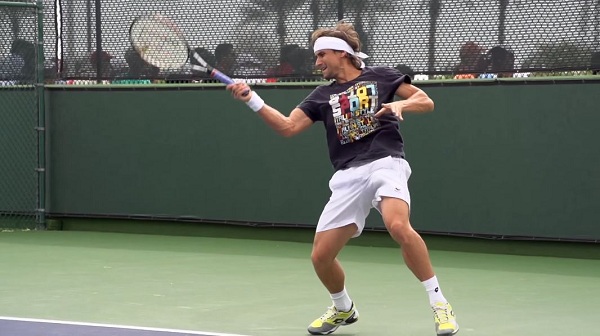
<box><xmin>374</xmin><ymin>101</ymin><xmax>404</xmax><ymax>120</ymax></box>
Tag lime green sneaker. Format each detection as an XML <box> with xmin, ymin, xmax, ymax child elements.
<box><xmin>307</xmin><ymin>303</ymin><xmax>359</xmax><ymax>335</ymax></box>
<box><xmin>432</xmin><ymin>302</ymin><xmax>459</xmax><ymax>335</ymax></box>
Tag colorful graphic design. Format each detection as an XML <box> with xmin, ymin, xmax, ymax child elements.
<box><xmin>329</xmin><ymin>81</ymin><xmax>380</xmax><ymax>144</ymax></box>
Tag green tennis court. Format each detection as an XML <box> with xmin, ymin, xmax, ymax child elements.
<box><xmin>1</xmin><ymin>229</ymin><xmax>598</xmax><ymax>336</ymax></box>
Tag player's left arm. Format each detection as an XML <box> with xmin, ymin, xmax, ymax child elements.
<box><xmin>374</xmin><ymin>83</ymin><xmax>434</xmax><ymax>120</ymax></box>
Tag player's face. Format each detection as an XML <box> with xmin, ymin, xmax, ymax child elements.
<box><xmin>314</xmin><ymin>50</ymin><xmax>343</xmax><ymax>80</ymax></box>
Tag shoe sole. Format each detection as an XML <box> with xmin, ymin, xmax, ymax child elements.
<box><xmin>307</xmin><ymin>314</ymin><xmax>358</xmax><ymax>335</ymax></box>
<box><xmin>437</xmin><ymin>324</ymin><xmax>459</xmax><ymax>335</ymax></box>
<box><xmin>308</xmin><ymin>326</ymin><xmax>338</xmax><ymax>335</ymax></box>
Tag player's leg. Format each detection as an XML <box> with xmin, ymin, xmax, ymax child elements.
<box><xmin>379</xmin><ymin>198</ymin><xmax>458</xmax><ymax>335</ymax></box>
<box><xmin>308</xmin><ymin>167</ymin><xmax>370</xmax><ymax>335</ymax></box>
<box><xmin>308</xmin><ymin>224</ymin><xmax>360</xmax><ymax>335</ymax></box>
<box><xmin>379</xmin><ymin>197</ymin><xmax>434</xmax><ymax>281</ymax></box>
<box><xmin>311</xmin><ymin>223</ymin><xmax>357</xmax><ymax>295</ymax></box>
<box><xmin>373</xmin><ymin>157</ymin><xmax>459</xmax><ymax>335</ymax></box>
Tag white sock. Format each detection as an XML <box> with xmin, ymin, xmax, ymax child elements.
<box><xmin>330</xmin><ymin>287</ymin><xmax>353</xmax><ymax>312</ymax></box>
<box><xmin>422</xmin><ymin>276</ymin><xmax>447</xmax><ymax>305</ymax></box>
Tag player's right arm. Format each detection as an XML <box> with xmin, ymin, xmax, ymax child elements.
<box><xmin>227</xmin><ymin>83</ymin><xmax>313</xmax><ymax>137</ymax></box>
<box><xmin>256</xmin><ymin>106</ymin><xmax>314</xmax><ymax>137</ymax></box>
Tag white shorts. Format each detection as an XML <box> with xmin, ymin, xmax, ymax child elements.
<box><xmin>316</xmin><ymin>156</ymin><xmax>412</xmax><ymax>237</ymax></box>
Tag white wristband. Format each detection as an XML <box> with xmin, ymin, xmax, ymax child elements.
<box><xmin>245</xmin><ymin>92</ymin><xmax>265</xmax><ymax>112</ymax></box>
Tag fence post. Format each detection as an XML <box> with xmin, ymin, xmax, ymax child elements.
<box><xmin>36</xmin><ymin>0</ymin><xmax>46</xmax><ymax>229</ymax></box>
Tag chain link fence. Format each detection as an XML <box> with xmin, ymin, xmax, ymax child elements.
<box><xmin>0</xmin><ymin>0</ymin><xmax>44</xmax><ymax>230</ymax></box>
<box><xmin>51</xmin><ymin>0</ymin><xmax>600</xmax><ymax>81</ymax></box>
<box><xmin>3</xmin><ymin>1</ymin><xmax>600</xmax><ymax>82</ymax></box>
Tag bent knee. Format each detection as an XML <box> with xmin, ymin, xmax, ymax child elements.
<box><xmin>386</xmin><ymin>218</ymin><xmax>411</xmax><ymax>232</ymax></box>
<box><xmin>311</xmin><ymin>248</ymin><xmax>336</xmax><ymax>267</ymax></box>
<box><xmin>386</xmin><ymin>219</ymin><xmax>415</xmax><ymax>243</ymax></box>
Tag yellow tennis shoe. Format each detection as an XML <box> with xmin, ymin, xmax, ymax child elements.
<box><xmin>307</xmin><ymin>303</ymin><xmax>359</xmax><ymax>335</ymax></box>
<box><xmin>432</xmin><ymin>302</ymin><xmax>459</xmax><ymax>335</ymax></box>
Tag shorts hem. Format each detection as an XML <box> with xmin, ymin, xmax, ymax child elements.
<box><xmin>373</xmin><ymin>194</ymin><xmax>411</xmax><ymax>212</ymax></box>
<box><xmin>316</xmin><ymin>220</ymin><xmax>364</xmax><ymax>238</ymax></box>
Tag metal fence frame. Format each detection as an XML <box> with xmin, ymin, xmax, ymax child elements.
<box><xmin>0</xmin><ymin>0</ymin><xmax>46</xmax><ymax>229</ymax></box>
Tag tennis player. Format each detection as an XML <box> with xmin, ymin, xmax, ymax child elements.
<box><xmin>227</xmin><ymin>21</ymin><xmax>459</xmax><ymax>336</ymax></box>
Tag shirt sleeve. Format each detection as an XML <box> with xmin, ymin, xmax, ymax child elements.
<box><xmin>372</xmin><ymin>66</ymin><xmax>411</xmax><ymax>95</ymax></box>
<box><xmin>395</xmin><ymin>70</ymin><xmax>412</xmax><ymax>85</ymax></box>
<box><xmin>297</xmin><ymin>87</ymin><xmax>323</xmax><ymax>122</ymax></box>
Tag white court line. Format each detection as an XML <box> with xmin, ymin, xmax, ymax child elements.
<box><xmin>0</xmin><ymin>316</ymin><xmax>251</xmax><ymax>336</ymax></box>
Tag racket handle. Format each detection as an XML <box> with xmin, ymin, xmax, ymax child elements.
<box><xmin>211</xmin><ymin>69</ymin><xmax>234</xmax><ymax>85</ymax></box>
<box><xmin>211</xmin><ymin>70</ymin><xmax>249</xmax><ymax>97</ymax></box>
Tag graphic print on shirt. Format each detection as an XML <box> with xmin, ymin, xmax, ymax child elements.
<box><xmin>329</xmin><ymin>81</ymin><xmax>380</xmax><ymax>145</ymax></box>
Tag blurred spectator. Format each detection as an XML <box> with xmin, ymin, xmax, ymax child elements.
<box><xmin>90</xmin><ymin>50</ymin><xmax>114</xmax><ymax>77</ymax></box>
<box><xmin>454</xmin><ymin>41</ymin><xmax>486</xmax><ymax>75</ymax></box>
<box><xmin>236</xmin><ymin>53</ymin><xmax>266</xmax><ymax>77</ymax></box>
<box><xmin>592</xmin><ymin>52</ymin><xmax>600</xmax><ymax>75</ymax></box>
<box><xmin>267</xmin><ymin>44</ymin><xmax>299</xmax><ymax>76</ymax></box>
<box><xmin>44</xmin><ymin>57</ymin><xmax>60</xmax><ymax>80</ymax></box>
<box><xmin>289</xmin><ymin>48</ymin><xmax>314</xmax><ymax>76</ymax></box>
<box><xmin>0</xmin><ymin>52</ymin><xmax>25</xmax><ymax>80</ymax></box>
<box><xmin>190</xmin><ymin>47</ymin><xmax>216</xmax><ymax>77</ymax></box>
<box><xmin>487</xmin><ymin>46</ymin><xmax>515</xmax><ymax>77</ymax></box>
<box><xmin>214</xmin><ymin>43</ymin><xmax>236</xmax><ymax>75</ymax></box>
<box><xmin>394</xmin><ymin>64</ymin><xmax>415</xmax><ymax>78</ymax></box>
<box><xmin>10</xmin><ymin>39</ymin><xmax>36</xmax><ymax>80</ymax></box>
<box><xmin>124</xmin><ymin>47</ymin><xmax>159</xmax><ymax>78</ymax></box>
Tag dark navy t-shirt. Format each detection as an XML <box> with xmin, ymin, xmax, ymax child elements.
<box><xmin>298</xmin><ymin>66</ymin><xmax>411</xmax><ymax>171</ymax></box>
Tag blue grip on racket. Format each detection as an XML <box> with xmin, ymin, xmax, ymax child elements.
<box><xmin>211</xmin><ymin>70</ymin><xmax>249</xmax><ymax>96</ymax></box>
<box><xmin>211</xmin><ymin>69</ymin><xmax>234</xmax><ymax>85</ymax></box>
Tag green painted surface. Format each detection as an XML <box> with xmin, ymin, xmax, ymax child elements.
<box><xmin>52</xmin><ymin>218</ymin><xmax>600</xmax><ymax>260</ymax></box>
<box><xmin>38</xmin><ymin>82</ymin><xmax>600</xmax><ymax>240</ymax></box>
<box><xmin>46</xmin><ymin>88</ymin><xmax>330</xmax><ymax>224</ymax></box>
<box><xmin>0</xmin><ymin>88</ymin><xmax>38</xmax><ymax>227</ymax></box>
<box><xmin>1</xmin><ymin>230</ymin><xmax>599</xmax><ymax>336</ymax></box>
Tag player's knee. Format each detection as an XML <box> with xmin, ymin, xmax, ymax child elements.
<box><xmin>386</xmin><ymin>219</ymin><xmax>413</xmax><ymax>244</ymax></box>
<box><xmin>311</xmin><ymin>248</ymin><xmax>334</xmax><ymax>267</ymax></box>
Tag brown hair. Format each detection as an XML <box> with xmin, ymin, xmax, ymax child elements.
<box><xmin>310</xmin><ymin>21</ymin><xmax>363</xmax><ymax>69</ymax></box>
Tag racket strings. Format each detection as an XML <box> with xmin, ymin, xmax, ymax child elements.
<box><xmin>132</xmin><ymin>16</ymin><xmax>188</xmax><ymax>69</ymax></box>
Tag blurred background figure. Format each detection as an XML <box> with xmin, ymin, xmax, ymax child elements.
<box><xmin>44</xmin><ymin>57</ymin><xmax>60</xmax><ymax>81</ymax></box>
<box><xmin>289</xmin><ymin>47</ymin><xmax>314</xmax><ymax>77</ymax></box>
<box><xmin>591</xmin><ymin>52</ymin><xmax>600</xmax><ymax>75</ymax></box>
<box><xmin>0</xmin><ymin>48</ymin><xmax>24</xmax><ymax>80</ymax></box>
<box><xmin>214</xmin><ymin>43</ymin><xmax>236</xmax><ymax>76</ymax></box>
<box><xmin>454</xmin><ymin>41</ymin><xmax>486</xmax><ymax>75</ymax></box>
<box><xmin>266</xmin><ymin>45</ymin><xmax>315</xmax><ymax>78</ymax></box>
<box><xmin>90</xmin><ymin>50</ymin><xmax>114</xmax><ymax>77</ymax></box>
<box><xmin>267</xmin><ymin>44</ymin><xmax>299</xmax><ymax>76</ymax></box>
<box><xmin>486</xmin><ymin>46</ymin><xmax>515</xmax><ymax>77</ymax></box>
<box><xmin>236</xmin><ymin>53</ymin><xmax>266</xmax><ymax>77</ymax></box>
<box><xmin>124</xmin><ymin>47</ymin><xmax>159</xmax><ymax>78</ymax></box>
<box><xmin>9</xmin><ymin>39</ymin><xmax>36</xmax><ymax>80</ymax></box>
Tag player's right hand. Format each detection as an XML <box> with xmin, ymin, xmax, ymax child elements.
<box><xmin>227</xmin><ymin>82</ymin><xmax>252</xmax><ymax>102</ymax></box>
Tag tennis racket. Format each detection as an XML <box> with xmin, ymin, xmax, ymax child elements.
<box><xmin>129</xmin><ymin>14</ymin><xmax>248</xmax><ymax>95</ymax></box>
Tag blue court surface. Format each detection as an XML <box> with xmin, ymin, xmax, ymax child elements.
<box><xmin>0</xmin><ymin>317</ymin><xmax>249</xmax><ymax>336</ymax></box>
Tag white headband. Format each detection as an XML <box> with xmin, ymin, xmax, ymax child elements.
<box><xmin>313</xmin><ymin>36</ymin><xmax>369</xmax><ymax>68</ymax></box>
